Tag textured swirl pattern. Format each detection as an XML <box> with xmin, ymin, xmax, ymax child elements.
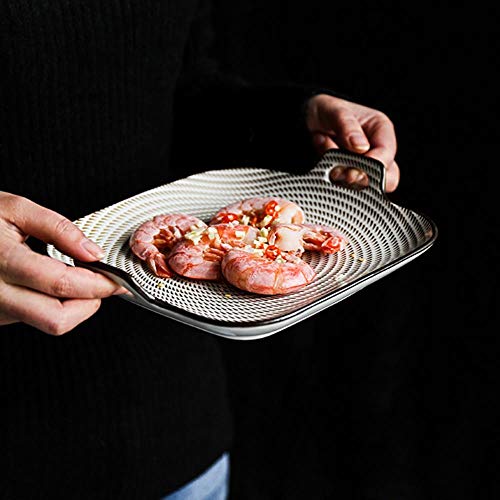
<box><xmin>47</xmin><ymin>150</ymin><xmax>436</xmax><ymax>327</ymax></box>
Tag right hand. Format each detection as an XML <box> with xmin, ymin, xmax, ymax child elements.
<box><xmin>0</xmin><ymin>192</ymin><xmax>128</xmax><ymax>335</ymax></box>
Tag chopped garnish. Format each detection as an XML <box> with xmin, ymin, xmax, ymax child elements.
<box><xmin>349</xmin><ymin>252</ymin><xmax>364</xmax><ymax>262</ymax></box>
<box><xmin>207</xmin><ymin>226</ymin><xmax>218</xmax><ymax>240</ymax></box>
<box><xmin>219</xmin><ymin>212</ymin><xmax>239</xmax><ymax>223</ymax></box>
<box><xmin>259</xmin><ymin>215</ymin><xmax>273</xmax><ymax>227</ymax></box>
<box><xmin>265</xmin><ymin>245</ymin><xmax>281</xmax><ymax>260</ymax></box>
<box><xmin>264</xmin><ymin>200</ymin><xmax>280</xmax><ymax>216</ymax></box>
<box><xmin>184</xmin><ymin>228</ymin><xmax>205</xmax><ymax>245</ymax></box>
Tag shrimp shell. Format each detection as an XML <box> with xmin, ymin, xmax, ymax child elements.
<box><xmin>301</xmin><ymin>223</ymin><xmax>347</xmax><ymax>254</ymax></box>
<box><xmin>268</xmin><ymin>223</ymin><xmax>347</xmax><ymax>255</ymax></box>
<box><xmin>129</xmin><ymin>213</ymin><xmax>206</xmax><ymax>277</ymax></box>
<box><xmin>167</xmin><ymin>239</ymin><xmax>225</xmax><ymax>280</ymax></box>
<box><xmin>267</xmin><ymin>223</ymin><xmax>308</xmax><ymax>254</ymax></box>
<box><xmin>221</xmin><ymin>249</ymin><xmax>316</xmax><ymax>295</ymax></box>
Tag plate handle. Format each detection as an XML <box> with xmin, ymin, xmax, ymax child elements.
<box><xmin>310</xmin><ymin>149</ymin><xmax>387</xmax><ymax>195</ymax></box>
<box><xmin>73</xmin><ymin>260</ymin><xmax>148</xmax><ymax>302</ymax></box>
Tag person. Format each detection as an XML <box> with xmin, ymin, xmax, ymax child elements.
<box><xmin>0</xmin><ymin>1</ymin><xmax>399</xmax><ymax>498</ymax></box>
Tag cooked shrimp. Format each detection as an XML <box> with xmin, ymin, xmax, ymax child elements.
<box><xmin>167</xmin><ymin>239</ymin><xmax>225</xmax><ymax>280</ymax></box>
<box><xmin>301</xmin><ymin>223</ymin><xmax>347</xmax><ymax>254</ymax></box>
<box><xmin>268</xmin><ymin>223</ymin><xmax>347</xmax><ymax>255</ymax></box>
<box><xmin>129</xmin><ymin>214</ymin><xmax>206</xmax><ymax>277</ymax></box>
<box><xmin>210</xmin><ymin>197</ymin><xmax>305</xmax><ymax>228</ymax></box>
<box><xmin>266</xmin><ymin>224</ymin><xmax>308</xmax><ymax>254</ymax></box>
<box><xmin>221</xmin><ymin>248</ymin><xmax>316</xmax><ymax>295</ymax></box>
<box><xmin>168</xmin><ymin>224</ymin><xmax>260</xmax><ymax>280</ymax></box>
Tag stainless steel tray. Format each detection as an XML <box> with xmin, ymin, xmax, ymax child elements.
<box><xmin>47</xmin><ymin>150</ymin><xmax>438</xmax><ymax>340</ymax></box>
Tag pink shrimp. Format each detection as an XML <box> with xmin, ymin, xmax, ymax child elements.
<box><xmin>209</xmin><ymin>196</ymin><xmax>305</xmax><ymax>227</ymax></box>
<box><xmin>168</xmin><ymin>224</ymin><xmax>260</xmax><ymax>280</ymax></box>
<box><xmin>268</xmin><ymin>223</ymin><xmax>347</xmax><ymax>255</ymax></box>
<box><xmin>129</xmin><ymin>214</ymin><xmax>207</xmax><ymax>277</ymax></box>
<box><xmin>221</xmin><ymin>248</ymin><xmax>316</xmax><ymax>295</ymax></box>
<box><xmin>301</xmin><ymin>223</ymin><xmax>347</xmax><ymax>254</ymax></box>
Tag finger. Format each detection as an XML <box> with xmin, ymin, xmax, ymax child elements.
<box><xmin>322</xmin><ymin>107</ymin><xmax>370</xmax><ymax>153</ymax></box>
<box><xmin>1</xmin><ymin>244</ymin><xmax>125</xmax><ymax>298</ymax></box>
<box><xmin>4</xmin><ymin>196</ymin><xmax>105</xmax><ymax>261</ymax></box>
<box><xmin>384</xmin><ymin>160</ymin><xmax>400</xmax><ymax>192</ymax></box>
<box><xmin>329</xmin><ymin>166</ymin><xmax>369</xmax><ymax>190</ymax></box>
<box><xmin>362</xmin><ymin>156</ymin><xmax>400</xmax><ymax>192</ymax></box>
<box><xmin>1</xmin><ymin>282</ymin><xmax>101</xmax><ymax>335</ymax></box>
<box><xmin>312</xmin><ymin>133</ymin><xmax>339</xmax><ymax>155</ymax></box>
<box><xmin>363</xmin><ymin>117</ymin><xmax>398</xmax><ymax>168</ymax></box>
<box><xmin>0</xmin><ymin>311</ymin><xmax>18</xmax><ymax>327</ymax></box>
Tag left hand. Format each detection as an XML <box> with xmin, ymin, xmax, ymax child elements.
<box><xmin>305</xmin><ymin>94</ymin><xmax>400</xmax><ymax>192</ymax></box>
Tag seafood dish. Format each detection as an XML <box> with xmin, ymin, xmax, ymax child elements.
<box><xmin>129</xmin><ymin>197</ymin><xmax>347</xmax><ymax>295</ymax></box>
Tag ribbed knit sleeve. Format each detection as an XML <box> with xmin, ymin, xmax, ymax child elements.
<box><xmin>0</xmin><ymin>1</ymin><xmax>343</xmax><ymax>497</ymax></box>
<box><xmin>1</xmin><ymin>0</ymin><xmax>199</xmax><ymax>218</ymax></box>
<box><xmin>1</xmin><ymin>2</ymin><xmax>233</xmax><ymax>498</ymax></box>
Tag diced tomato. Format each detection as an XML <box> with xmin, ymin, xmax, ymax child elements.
<box><xmin>264</xmin><ymin>200</ymin><xmax>279</xmax><ymax>217</ymax></box>
<box><xmin>265</xmin><ymin>245</ymin><xmax>281</xmax><ymax>260</ymax></box>
<box><xmin>219</xmin><ymin>212</ymin><xmax>239</xmax><ymax>223</ymax></box>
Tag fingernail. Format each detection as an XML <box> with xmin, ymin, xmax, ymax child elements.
<box><xmin>356</xmin><ymin>171</ymin><xmax>367</xmax><ymax>182</ymax></box>
<box><xmin>113</xmin><ymin>286</ymin><xmax>133</xmax><ymax>296</ymax></box>
<box><xmin>82</xmin><ymin>239</ymin><xmax>105</xmax><ymax>259</ymax></box>
<box><xmin>330</xmin><ymin>166</ymin><xmax>344</xmax><ymax>180</ymax></box>
<box><xmin>349</xmin><ymin>133</ymin><xmax>369</xmax><ymax>151</ymax></box>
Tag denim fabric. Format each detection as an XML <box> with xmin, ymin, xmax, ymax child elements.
<box><xmin>161</xmin><ymin>453</ymin><xmax>230</xmax><ymax>500</ymax></box>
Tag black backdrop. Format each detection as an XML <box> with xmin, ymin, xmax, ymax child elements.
<box><xmin>209</xmin><ymin>3</ymin><xmax>498</xmax><ymax>500</ymax></box>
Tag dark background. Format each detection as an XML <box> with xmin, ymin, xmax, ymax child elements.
<box><xmin>210</xmin><ymin>3</ymin><xmax>498</xmax><ymax>500</ymax></box>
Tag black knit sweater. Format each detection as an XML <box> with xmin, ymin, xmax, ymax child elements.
<box><xmin>0</xmin><ymin>1</ymin><xmax>319</xmax><ymax>498</ymax></box>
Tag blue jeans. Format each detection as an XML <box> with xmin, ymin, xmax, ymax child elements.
<box><xmin>161</xmin><ymin>453</ymin><xmax>230</xmax><ymax>500</ymax></box>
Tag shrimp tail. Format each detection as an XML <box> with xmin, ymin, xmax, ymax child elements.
<box><xmin>147</xmin><ymin>253</ymin><xmax>174</xmax><ymax>278</ymax></box>
<box><xmin>320</xmin><ymin>235</ymin><xmax>347</xmax><ymax>254</ymax></box>
<box><xmin>302</xmin><ymin>225</ymin><xmax>347</xmax><ymax>254</ymax></box>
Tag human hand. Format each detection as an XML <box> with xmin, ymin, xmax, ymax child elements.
<box><xmin>305</xmin><ymin>94</ymin><xmax>400</xmax><ymax>192</ymax></box>
<box><xmin>0</xmin><ymin>193</ymin><xmax>127</xmax><ymax>335</ymax></box>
